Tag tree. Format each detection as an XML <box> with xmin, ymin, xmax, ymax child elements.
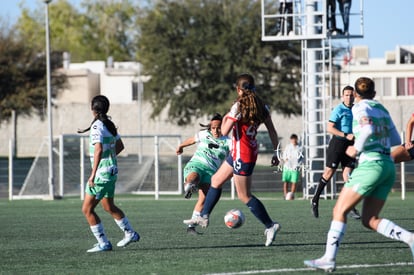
<box><xmin>137</xmin><ymin>0</ymin><xmax>302</xmax><ymax>125</ymax></box>
<box><xmin>15</xmin><ymin>0</ymin><xmax>140</xmax><ymax>62</ymax></box>
<box><xmin>80</xmin><ymin>0</ymin><xmax>139</xmax><ymax>61</ymax></box>
<box><xmin>0</xmin><ymin>27</ymin><xmax>66</xmax><ymax>122</ymax></box>
<box><xmin>15</xmin><ymin>0</ymin><xmax>85</xmax><ymax>62</ymax></box>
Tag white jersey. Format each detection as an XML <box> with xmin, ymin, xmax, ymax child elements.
<box><xmin>352</xmin><ymin>99</ymin><xmax>400</xmax><ymax>162</ymax></box>
<box><xmin>282</xmin><ymin>143</ymin><xmax>303</xmax><ymax>170</ymax></box>
<box><xmin>189</xmin><ymin>130</ymin><xmax>232</xmax><ymax>173</ymax></box>
<box><xmin>89</xmin><ymin>119</ymin><xmax>120</xmax><ymax>182</ymax></box>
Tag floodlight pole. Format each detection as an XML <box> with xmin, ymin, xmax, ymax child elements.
<box><xmin>44</xmin><ymin>0</ymin><xmax>54</xmax><ymax>199</ymax></box>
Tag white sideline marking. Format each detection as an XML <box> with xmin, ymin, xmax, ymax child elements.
<box><xmin>204</xmin><ymin>262</ymin><xmax>413</xmax><ymax>275</ymax></box>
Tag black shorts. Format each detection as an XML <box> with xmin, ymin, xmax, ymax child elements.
<box><xmin>326</xmin><ymin>136</ymin><xmax>356</xmax><ymax>169</ymax></box>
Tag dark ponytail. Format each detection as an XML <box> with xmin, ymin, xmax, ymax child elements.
<box><xmin>78</xmin><ymin>95</ymin><xmax>118</xmax><ymax>136</ymax></box>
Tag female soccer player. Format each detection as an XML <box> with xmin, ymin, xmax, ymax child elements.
<box><xmin>304</xmin><ymin>77</ymin><xmax>414</xmax><ymax>272</ymax></box>
<box><xmin>184</xmin><ymin>73</ymin><xmax>281</xmax><ymax>246</ymax></box>
<box><xmin>79</xmin><ymin>95</ymin><xmax>140</xmax><ymax>252</ymax></box>
<box><xmin>176</xmin><ymin>113</ymin><xmax>231</xmax><ymax>234</ymax></box>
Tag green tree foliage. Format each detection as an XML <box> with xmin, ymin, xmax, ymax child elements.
<box><xmin>80</xmin><ymin>0</ymin><xmax>138</xmax><ymax>61</ymax></box>
<box><xmin>0</xmin><ymin>27</ymin><xmax>66</xmax><ymax>122</ymax></box>
<box><xmin>137</xmin><ymin>0</ymin><xmax>302</xmax><ymax>125</ymax></box>
<box><xmin>15</xmin><ymin>0</ymin><xmax>139</xmax><ymax>62</ymax></box>
<box><xmin>16</xmin><ymin>0</ymin><xmax>86</xmax><ymax>62</ymax></box>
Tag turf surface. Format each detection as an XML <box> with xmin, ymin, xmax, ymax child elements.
<box><xmin>0</xmin><ymin>192</ymin><xmax>413</xmax><ymax>274</ymax></box>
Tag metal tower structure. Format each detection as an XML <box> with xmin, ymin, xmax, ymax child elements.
<box><xmin>261</xmin><ymin>0</ymin><xmax>364</xmax><ymax>199</ymax></box>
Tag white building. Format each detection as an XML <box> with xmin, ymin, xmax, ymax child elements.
<box><xmin>2</xmin><ymin>46</ymin><xmax>414</xmax><ymax>157</ymax></box>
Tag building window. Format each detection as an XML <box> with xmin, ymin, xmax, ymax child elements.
<box><xmin>397</xmin><ymin>77</ymin><xmax>414</xmax><ymax>96</ymax></box>
<box><xmin>373</xmin><ymin>77</ymin><xmax>391</xmax><ymax>97</ymax></box>
<box><xmin>409</xmin><ymin>78</ymin><xmax>414</xmax><ymax>96</ymax></box>
<box><xmin>132</xmin><ymin>81</ymin><xmax>138</xmax><ymax>101</ymax></box>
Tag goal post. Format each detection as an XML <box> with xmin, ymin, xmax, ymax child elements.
<box><xmin>9</xmin><ymin>134</ymin><xmax>183</xmax><ymax>200</ymax></box>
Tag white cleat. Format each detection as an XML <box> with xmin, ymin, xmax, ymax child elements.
<box><xmin>304</xmin><ymin>258</ymin><xmax>336</xmax><ymax>272</ymax></box>
<box><xmin>183</xmin><ymin>216</ymin><xmax>209</xmax><ymax>228</ymax></box>
<box><xmin>264</xmin><ymin>223</ymin><xmax>281</xmax><ymax>246</ymax></box>
<box><xmin>117</xmin><ymin>231</ymin><xmax>140</xmax><ymax>247</ymax></box>
<box><xmin>87</xmin><ymin>242</ymin><xmax>112</xmax><ymax>253</ymax></box>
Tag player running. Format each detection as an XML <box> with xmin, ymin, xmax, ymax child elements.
<box><xmin>304</xmin><ymin>77</ymin><xmax>414</xmax><ymax>272</ymax></box>
<box><xmin>184</xmin><ymin>73</ymin><xmax>281</xmax><ymax>246</ymax></box>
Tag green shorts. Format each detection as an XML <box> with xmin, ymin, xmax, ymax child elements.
<box><xmin>282</xmin><ymin>169</ymin><xmax>300</xmax><ymax>183</ymax></box>
<box><xmin>344</xmin><ymin>158</ymin><xmax>395</xmax><ymax>200</ymax></box>
<box><xmin>183</xmin><ymin>161</ymin><xmax>214</xmax><ymax>185</ymax></box>
<box><xmin>85</xmin><ymin>177</ymin><xmax>117</xmax><ymax>200</ymax></box>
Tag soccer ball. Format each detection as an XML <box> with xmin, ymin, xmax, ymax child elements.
<box><xmin>224</xmin><ymin>209</ymin><xmax>245</xmax><ymax>229</ymax></box>
<box><xmin>285</xmin><ymin>192</ymin><xmax>294</xmax><ymax>200</ymax></box>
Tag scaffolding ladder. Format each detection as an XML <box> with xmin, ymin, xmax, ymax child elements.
<box><xmin>261</xmin><ymin>0</ymin><xmax>364</xmax><ymax>200</ymax></box>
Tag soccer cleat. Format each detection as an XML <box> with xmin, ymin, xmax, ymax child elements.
<box><xmin>186</xmin><ymin>227</ymin><xmax>201</xmax><ymax>235</ymax></box>
<box><xmin>87</xmin><ymin>242</ymin><xmax>112</xmax><ymax>253</ymax></box>
<box><xmin>117</xmin><ymin>231</ymin><xmax>140</xmax><ymax>247</ymax></box>
<box><xmin>183</xmin><ymin>216</ymin><xmax>209</xmax><ymax>228</ymax></box>
<box><xmin>264</xmin><ymin>223</ymin><xmax>281</xmax><ymax>247</ymax></box>
<box><xmin>304</xmin><ymin>258</ymin><xmax>336</xmax><ymax>272</ymax></box>
<box><xmin>349</xmin><ymin>208</ymin><xmax>361</xmax><ymax>220</ymax></box>
<box><xmin>311</xmin><ymin>201</ymin><xmax>319</xmax><ymax>218</ymax></box>
<box><xmin>184</xmin><ymin>183</ymin><xmax>197</xmax><ymax>199</ymax></box>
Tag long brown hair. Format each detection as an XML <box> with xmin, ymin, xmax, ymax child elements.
<box><xmin>235</xmin><ymin>73</ymin><xmax>267</xmax><ymax>125</ymax></box>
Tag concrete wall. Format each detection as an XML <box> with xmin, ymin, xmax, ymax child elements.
<box><xmin>1</xmin><ymin>96</ymin><xmax>411</xmax><ymax>157</ymax></box>
<box><xmin>0</xmin><ymin>101</ymin><xmax>303</xmax><ymax>157</ymax></box>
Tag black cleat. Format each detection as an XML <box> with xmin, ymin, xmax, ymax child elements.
<box><xmin>349</xmin><ymin>208</ymin><xmax>361</xmax><ymax>220</ymax></box>
<box><xmin>311</xmin><ymin>201</ymin><xmax>319</xmax><ymax>218</ymax></box>
<box><xmin>184</xmin><ymin>190</ymin><xmax>192</xmax><ymax>199</ymax></box>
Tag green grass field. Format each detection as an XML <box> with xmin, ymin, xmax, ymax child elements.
<box><xmin>1</xmin><ymin>192</ymin><xmax>413</xmax><ymax>274</ymax></box>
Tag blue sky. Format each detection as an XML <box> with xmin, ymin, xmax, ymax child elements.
<box><xmin>0</xmin><ymin>0</ymin><xmax>413</xmax><ymax>58</ymax></box>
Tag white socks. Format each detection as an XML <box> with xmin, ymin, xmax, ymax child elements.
<box><xmin>115</xmin><ymin>217</ymin><xmax>134</xmax><ymax>235</ymax></box>
<box><xmin>323</xmin><ymin>221</ymin><xmax>347</xmax><ymax>261</ymax></box>
<box><xmin>90</xmin><ymin>223</ymin><xmax>109</xmax><ymax>245</ymax></box>
<box><xmin>377</xmin><ymin>218</ymin><xmax>413</xmax><ymax>244</ymax></box>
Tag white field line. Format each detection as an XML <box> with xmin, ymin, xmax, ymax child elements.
<box><xmin>204</xmin><ymin>262</ymin><xmax>414</xmax><ymax>275</ymax></box>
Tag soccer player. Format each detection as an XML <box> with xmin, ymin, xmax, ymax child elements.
<box><xmin>79</xmin><ymin>95</ymin><xmax>140</xmax><ymax>252</ymax></box>
<box><xmin>311</xmin><ymin>85</ymin><xmax>360</xmax><ymax>219</ymax></box>
<box><xmin>184</xmin><ymin>73</ymin><xmax>281</xmax><ymax>246</ymax></box>
<box><xmin>391</xmin><ymin>113</ymin><xmax>414</xmax><ymax>163</ymax></box>
<box><xmin>304</xmin><ymin>77</ymin><xmax>414</xmax><ymax>272</ymax></box>
<box><xmin>281</xmin><ymin>133</ymin><xmax>303</xmax><ymax>199</ymax></box>
<box><xmin>176</xmin><ymin>113</ymin><xmax>231</xmax><ymax>235</ymax></box>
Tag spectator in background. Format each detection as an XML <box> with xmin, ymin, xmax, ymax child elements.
<box><xmin>338</xmin><ymin>0</ymin><xmax>352</xmax><ymax>36</ymax></box>
<box><xmin>327</xmin><ymin>0</ymin><xmax>339</xmax><ymax>35</ymax></box>
<box><xmin>281</xmin><ymin>134</ymin><xmax>303</xmax><ymax>200</ymax></box>
<box><xmin>277</xmin><ymin>0</ymin><xmax>294</xmax><ymax>36</ymax></box>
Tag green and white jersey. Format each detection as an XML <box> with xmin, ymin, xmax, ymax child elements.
<box><xmin>189</xmin><ymin>130</ymin><xmax>232</xmax><ymax>173</ymax></box>
<box><xmin>352</xmin><ymin>99</ymin><xmax>400</xmax><ymax>162</ymax></box>
<box><xmin>89</xmin><ymin>120</ymin><xmax>120</xmax><ymax>183</ymax></box>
